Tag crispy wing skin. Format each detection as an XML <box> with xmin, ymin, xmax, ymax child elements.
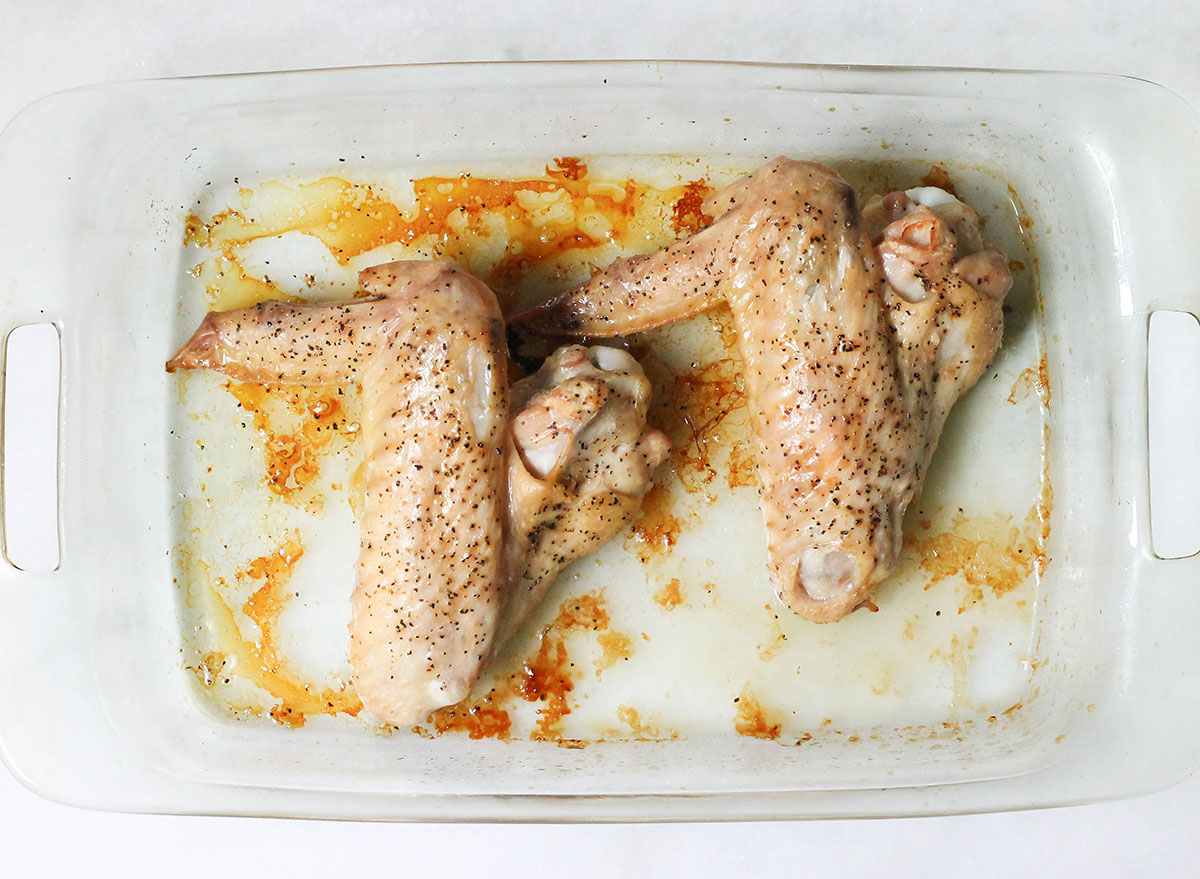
<box><xmin>513</xmin><ymin>159</ymin><xmax>1011</xmax><ymax>622</ymax></box>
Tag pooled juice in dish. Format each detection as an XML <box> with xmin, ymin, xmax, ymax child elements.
<box><xmin>170</xmin><ymin>155</ymin><xmax>1048</xmax><ymax>746</ymax></box>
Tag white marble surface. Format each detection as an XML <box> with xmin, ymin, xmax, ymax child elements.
<box><xmin>3</xmin><ymin>1</ymin><xmax>1200</xmax><ymax>875</ymax></box>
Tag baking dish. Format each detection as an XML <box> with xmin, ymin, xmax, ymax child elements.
<box><xmin>1</xmin><ymin>61</ymin><xmax>1199</xmax><ymax>820</ymax></box>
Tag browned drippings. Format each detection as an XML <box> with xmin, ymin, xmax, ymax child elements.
<box><xmin>670</xmin><ymin>179</ymin><xmax>714</xmax><ymax>236</ymax></box>
<box><xmin>757</xmin><ymin>606</ymin><xmax>788</xmax><ymax>661</ymax></box>
<box><xmin>239</xmin><ymin>538</ymin><xmax>305</xmax><ymax>637</ymax></box>
<box><xmin>430</xmin><ymin>694</ymin><xmax>513</xmax><ymax>741</ymax></box>
<box><xmin>907</xmin><ymin>507</ymin><xmax>1043</xmax><ymax>613</ymax></box>
<box><xmin>653</xmin><ymin>577</ymin><xmax>685</xmax><ymax>610</ymax></box>
<box><xmin>1007</xmin><ymin>352</ymin><xmax>1051</xmax><ymax>408</ymax></box>
<box><xmin>665</xmin><ymin>354</ymin><xmax>746</xmax><ymax>490</ymax></box>
<box><xmin>920</xmin><ymin>165</ymin><xmax>958</xmax><ymax>196</ymax></box>
<box><xmin>421</xmin><ymin>590</ymin><xmax>629</xmax><ymax>743</ymax></box>
<box><xmin>725</xmin><ymin>442</ymin><xmax>760</xmax><ymax>488</ymax></box>
<box><xmin>626</xmin><ymin>482</ymin><xmax>683</xmax><ymax>562</ymax></box>
<box><xmin>595</xmin><ymin>630</ymin><xmax>634</xmax><ymax>677</ymax></box>
<box><xmin>519</xmin><ymin>592</ymin><xmax>611</xmax><ymax>740</ymax></box>
<box><xmin>1008</xmin><ymin>183</ymin><xmax>1037</xmax><ymax>234</ymax></box>
<box><xmin>616</xmin><ymin>705</ymin><xmax>652</xmax><ymax>737</ymax></box>
<box><xmin>190</xmin><ymin>252</ymin><xmax>302</xmax><ymax>311</ymax></box>
<box><xmin>188</xmin><ymin>538</ymin><xmax>363</xmax><ymax>727</ymax></box>
<box><xmin>622</xmin><ymin>309</ymin><xmax>757</xmax><ymax>566</ymax></box>
<box><xmin>1035</xmin><ymin>424</ymin><xmax>1054</xmax><ymax>577</ymax></box>
<box><xmin>640</xmin><ymin>310</ymin><xmax>755</xmax><ymax>498</ymax></box>
<box><xmin>614</xmin><ymin>705</ymin><xmax>678</xmax><ymax>741</ymax></box>
<box><xmin>547</xmin><ymin>156</ymin><xmax>588</xmax><ymax>181</ymax></box>
<box><xmin>225</xmin><ymin>382</ymin><xmax>360</xmax><ymax>507</ymax></box>
<box><xmin>188</xmin><ymin>166</ymin><xmax>714</xmax><ymax>311</ymax></box>
<box><xmin>348</xmin><ymin>461</ymin><xmax>366</xmax><ymax>520</ymax></box>
<box><xmin>733</xmin><ymin>685</ymin><xmax>782</xmax><ymax>740</ymax></box>
<box><xmin>179</xmin><ymin>160</ymin><xmax>1051</xmax><ymax>743</ymax></box>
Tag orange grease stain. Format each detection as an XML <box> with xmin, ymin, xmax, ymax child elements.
<box><xmin>1035</xmin><ymin>425</ymin><xmax>1053</xmax><ymax>577</ymax></box>
<box><xmin>733</xmin><ymin>686</ymin><xmax>782</xmax><ymax>740</ymax></box>
<box><xmin>595</xmin><ymin>630</ymin><xmax>633</xmax><ymax>677</ymax></box>
<box><xmin>520</xmin><ymin>592</ymin><xmax>610</xmax><ymax>740</ymax></box>
<box><xmin>626</xmin><ymin>482</ymin><xmax>682</xmax><ymax>561</ymax></box>
<box><xmin>180</xmin><ymin>162</ymin><xmax>1053</xmax><ymax>742</ymax></box>
<box><xmin>623</xmin><ymin>307</ymin><xmax>757</xmax><ymax>566</ymax></box>
<box><xmin>430</xmin><ymin>695</ymin><xmax>513</xmax><ymax>741</ymax></box>
<box><xmin>195</xmin><ymin>538</ymin><xmax>363</xmax><ymax>727</ymax></box>
<box><xmin>907</xmin><ymin>508</ymin><xmax>1043</xmax><ymax>612</ymax></box>
<box><xmin>653</xmin><ymin>578</ymin><xmax>685</xmax><ymax>610</ymax></box>
<box><xmin>641</xmin><ymin>310</ymin><xmax>754</xmax><ymax>497</ymax></box>
<box><xmin>225</xmin><ymin>382</ymin><xmax>359</xmax><ymax>506</ymax></box>
<box><xmin>670</xmin><ymin>179</ymin><xmax>714</xmax><ymax>236</ymax></box>
<box><xmin>189</xmin><ymin>165</ymin><xmax>715</xmax><ymax>313</ymax></box>
<box><xmin>1007</xmin><ymin>352</ymin><xmax>1051</xmax><ymax>408</ymax></box>
<box><xmin>920</xmin><ymin>165</ymin><xmax>958</xmax><ymax>196</ymax></box>
<box><xmin>547</xmin><ymin>156</ymin><xmax>588</xmax><ymax>181</ymax></box>
<box><xmin>422</xmin><ymin>590</ymin><xmax>625</xmax><ymax>743</ymax></box>
<box><xmin>614</xmin><ymin>705</ymin><xmax>677</xmax><ymax>741</ymax></box>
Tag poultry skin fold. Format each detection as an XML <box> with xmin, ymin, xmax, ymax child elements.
<box><xmin>502</xmin><ymin>344</ymin><xmax>670</xmax><ymax>649</ymax></box>
<box><xmin>514</xmin><ymin>158</ymin><xmax>1012</xmax><ymax>621</ymax></box>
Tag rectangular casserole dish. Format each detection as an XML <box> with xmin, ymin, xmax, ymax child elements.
<box><xmin>1</xmin><ymin>60</ymin><xmax>1199</xmax><ymax>820</ymax></box>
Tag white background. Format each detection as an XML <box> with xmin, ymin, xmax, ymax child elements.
<box><xmin>3</xmin><ymin>1</ymin><xmax>1200</xmax><ymax>875</ymax></box>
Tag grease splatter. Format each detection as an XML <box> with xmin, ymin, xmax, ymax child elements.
<box><xmin>908</xmin><ymin>509</ymin><xmax>1041</xmax><ymax>612</ymax></box>
<box><xmin>224</xmin><ymin>381</ymin><xmax>360</xmax><ymax>509</ymax></box>
<box><xmin>733</xmin><ymin>686</ymin><xmax>782</xmax><ymax>740</ymax></box>
<box><xmin>184</xmin><ymin>539</ymin><xmax>363</xmax><ymax>728</ymax></box>
<box><xmin>653</xmin><ymin>578</ymin><xmax>685</xmax><ymax>610</ymax></box>
<box><xmin>421</xmin><ymin>590</ymin><xmax>631</xmax><ymax>743</ymax></box>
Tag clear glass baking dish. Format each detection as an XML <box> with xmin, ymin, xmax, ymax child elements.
<box><xmin>1</xmin><ymin>61</ymin><xmax>1199</xmax><ymax>820</ymax></box>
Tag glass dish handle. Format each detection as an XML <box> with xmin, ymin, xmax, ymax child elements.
<box><xmin>1147</xmin><ymin>309</ymin><xmax>1200</xmax><ymax>561</ymax></box>
<box><xmin>0</xmin><ymin>319</ymin><xmax>61</xmax><ymax>573</ymax></box>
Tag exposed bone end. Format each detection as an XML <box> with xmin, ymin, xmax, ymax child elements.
<box><xmin>588</xmin><ymin>344</ymin><xmax>637</xmax><ymax>373</ymax></box>
<box><xmin>881</xmin><ymin>250</ymin><xmax>929</xmax><ymax>303</ymax></box>
<box><xmin>877</xmin><ymin>207</ymin><xmax>959</xmax><ymax>304</ymax></box>
<box><xmin>506</xmin><ymin>342</ymin><xmax>666</xmax><ymax>496</ymax></box>
<box><xmin>903</xmin><ymin>186</ymin><xmax>960</xmax><ymax>209</ymax></box>
<box><xmin>510</xmin><ymin>376</ymin><xmax>610</xmax><ymax>480</ymax></box>
<box><xmin>863</xmin><ymin>191</ymin><xmax>913</xmax><ymax>238</ymax></box>
<box><xmin>600</xmin><ymin>428</ymin><xmax>672</xmax><ymax>495</ymax></box>
<box><xmin>495</xmin><ymin>343</ymin><xmax>669</xmax><ymax>656</ymax></box>
<box><xmin>798</xmin><ymin>548</ymin><xmax>857</xmax><ymax>600</ymax></box>
<box><xmin>953</xmin><ymin>246</ymin><xmax>1014</xmax><ymax>300</ymax></box>
<box><xmin>773</xmin><ymin>548</ymin><xmax>875</xmax><ymax>623</ymax></box>
<box><xmin>639</xmin><ymin>428</ymin><xmax>672</xmax><ymax>471</ymax></box>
